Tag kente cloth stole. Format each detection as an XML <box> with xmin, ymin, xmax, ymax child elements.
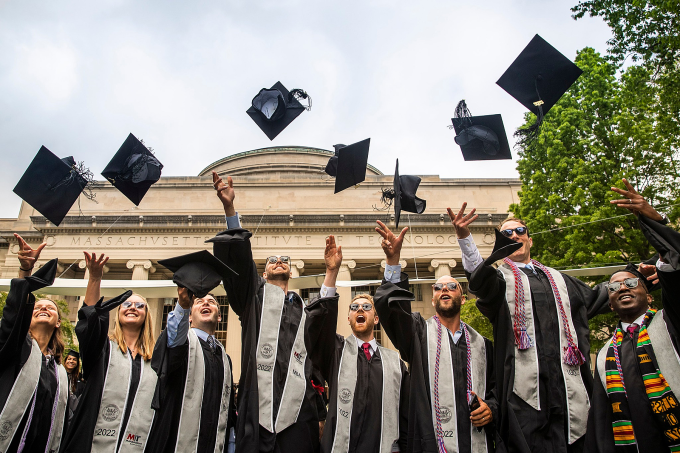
<box><xmin>498</xmin><ymin>261</ymin><xmax>589</xmax><ymax>443</ymax></box>
<box><xmin>602</xmin><ymin>309</ymin><xmax>680</xmax><ymax>452</ymax></box>
<box><xmin>426</xmin><ymin>316</ymin><xmax>488</xmax><ymax>453</ymax></box>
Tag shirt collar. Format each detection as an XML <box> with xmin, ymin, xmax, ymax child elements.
<box><xmin>354</xmin><ymin>336</ymin><xmax>379</xmax><ymax>352</ymax></box>
<box><xmin>447</xmin><ymin>327</ymin><xmax>463</xmax><ymax>344</ymax></box>
<box><xmin>621</xmin><ymin>313</ymin><xmax>647</xmax><ymax>332</ymax></box>
<box><xmin>192</xmin><ymin>327</ymin><xmax>211</xmax><ymax>343</ymax></box>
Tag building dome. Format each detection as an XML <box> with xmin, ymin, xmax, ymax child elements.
<box><xmin>198</xmin><ymin>146</ymin><xmax>383</xmax><ymax>178</ymax></box>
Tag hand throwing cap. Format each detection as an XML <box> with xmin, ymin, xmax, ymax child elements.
<box><xmin>451</xmin><ymin>100</ymin><xmax>511</xmax><ymax>161</ymax></box>
<box><xmin>101</xmin><ymin>133</ymin><xmax>163</xmax><ymax>206</ymax></box>
<box><xmin>378</xmin><ymin>159</ymin><xmax>426</xmax><ymax>228</ymax></box>
<box><xmin>485</xmin><ymin>229</ymin><xmax>524</xmax><ymax>265</ymax></box>
<box><xmin>324</xmin><ymin>139</ymin><xmax>371</xmax><ymax>193</ymax></box>
<box><xmin>246</xmin><ymin>81</ymin><xmax>311</xmax><ymax>140</ymax></box>
<box><xmin>13</xmin><ymin>146</ymin><xmax>93</xmax><ymax>226</ymax></box>
<box><xmin>158</xmin><ymin>250</ymin><xmax>238</xmax><ymax>298</ymax></box>
<box><xmin>496</xmin><ymin>34</ymin><xmax>583</xmax><ymax>143</ymax></box>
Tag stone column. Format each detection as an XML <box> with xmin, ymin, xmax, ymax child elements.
<box><xmin>336</xmin><ymin>260</ymin><xmax>356</xmax><ymax>338</ymax></box>
<box><xmin>289</xmin><ymin>260</ymin><xmax>305</xmax><ymax>295</ymax></box>
<box><xmin>225</xmin><ymin>306</ymin><xmax>242</xmax><ymax>381</ymax></box>
<box><xmin>125</xmin><ymin>260</ymin><xmax>161</xmax><ymax>336</ymax></box>
<box><xmin>429</xmin><ymin>259</ymin><xmax>457</xmax><ymax>279</ymax></box>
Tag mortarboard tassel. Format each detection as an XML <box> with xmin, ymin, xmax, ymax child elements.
<box><xmin>373</xmin><ymin>188</ymin><xmax>395</xmax><ymax>211</ymax></box>
<box><xmin>514</xmin><ymin>78</ymin><xmax>545</xmax><ymax>146</ymax></box>
<box><xmin>448</xmin><ymin>99</ymin><xmax>472</xmax><ymax>130</ymax></box>
<box><xmin>289</xmin><ymin>89</ymin><xmax>312</xmax><ymax>111</ymax></box>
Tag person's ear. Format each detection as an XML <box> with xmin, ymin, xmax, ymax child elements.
<box><xmin>528</xmin><ymin>237</ymin><xmax>533</xmax><ymax>248</ymax></box>
<box><xmin>374</xmin><ymin>314</ymin><xmax>379</xmax><ymax>326</ymax></box>
<box><xmin>289</xmin><ymin>271</ymin><xmax>293</xmax><ymax>278</ymax></box>
<box><xmin>461</xmin><ymin>295</ymin><xmax>467</xmax><ymax>306</ymax></box>
<box><xmin>431</xmin><ymin>298</ymin><xmax>436</xmax><ymax>308</ymax></box>
<box><xmin>218</xmin><ymin>313</ymin><xmax>222</xmax><ymax>323</ymax></box>
<box><xmin>263</xmin><ymin>272</ymin><xmax>267</xmax><ymax>279</ymax></box>
<box><xmin>647</xmin><ymin>294</ymin><xmax>653</xmax><ymax>305</ymax></box>
<box><xmin>608</xmin><ymin>301</ymin><xmax>613</xmax><ymax>312</ymax></box>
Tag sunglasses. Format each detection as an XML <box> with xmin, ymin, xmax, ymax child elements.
<box><xmin>433</xmin><ymin>282</ymin><xmax>458</xmax><ymax>292</ymax></box>
<box><xmin>606</xmin><ymin>278</ymin><xmax>640</xmax><ymax>293</ymax></box>
<box><xmin>349</xmin><ymin>303</ymin><xmax>373</xmax><ymax>312</ymax></box>
<box><xmin>121</xmin><ymin>301</ymin><xmax>146</xmax><ymax>309</ymax></box>
<box><xmin>267</xmin><ymin>256</ymin><xmax>290</xmax><ymax>264</ymax></box>
<box><xmin>500</xmin><ymin>227</ymin><xmax>528</xmax><ymax>238</ymax></box>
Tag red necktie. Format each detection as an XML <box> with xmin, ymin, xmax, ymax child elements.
<box><xmin>362</xmin><ymin>343</ymin><xmax>371</xmax><ymax>361</ymax></box>
<box><xmin>627</xmin><ymin>323</ymin><xmax>639</xmax><ymax>337</ymax></box>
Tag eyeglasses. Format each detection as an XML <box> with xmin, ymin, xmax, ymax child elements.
<box><xmin>433</xmin><ymin>282</ymin><xmax>458</xmax><ymax>292</ymax></box>
<box><xmin>349</xmin><ymin>303</ymin><xmax>373</xmax><ymax>312</ymax></box>
<box><xmin>606</xmin><ymin>278</ymin><xmax>640</xmax><ymax>293</ymax></box>
<box><xmin>121</xmin><ymin>301</ymin><xmax>146</xmax><ymax>309</ymax></box>
<box><xmin>500</xmin><ymin>227</ymin><xmax>528</xmax><ymax>237</ymax></box>
<box><xmin>266</xmin><ymin>256</ymin><xmax>290</xmax><ymax>264</ymax></box>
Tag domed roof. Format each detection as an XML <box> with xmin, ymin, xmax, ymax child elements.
<box><xmin>199</xmin><ymin>146</ymin><xmax>383</xmax><ymax>177</ymax></box>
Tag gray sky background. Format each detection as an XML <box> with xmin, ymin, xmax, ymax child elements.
<box><xmin>0</xmin><ymin>0</ymin><xmax>612</xmax><ymax>218</ymax></box>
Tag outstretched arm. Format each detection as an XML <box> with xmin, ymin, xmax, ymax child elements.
<box><xmin>448</xmin><ymin>203</ymin><xmax>483</xmax><ymax>273</ymax></box>
<box><xmin>82</xmin><ymin>252</ymin><xmax>109</xmax><ymax>307</ymax></box>
<box><xmin>15</xmin><ymin>233</ymin><xmax>46</xmax><ymax>278</ymax></box>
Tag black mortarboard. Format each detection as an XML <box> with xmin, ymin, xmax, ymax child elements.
<box><xmin>325</xmin><ymin>139</ymin><xmax>371</xmax><ymax>193</ymax></box>
<box><xmin>246</xmin><ymin>82</ymin><xmax>311</xmax><ymax>140</ymax></box>
<box><xmin>496</xmin><ymin>34</ymin><xmax>583</xmax><ymax>143</ymax></box>
<box><xmin>101</xmin><ymin>133</ymin><xmax>163</xmax><ymax>206</ymax></box>
<box><xmin>158</xmin><ymin>250</ymin><xmax>238</xmax><ymax>298</ymax></box>
<box><xmin>484</xmin><ymin>229</ymin><xmax>523</xmax><ymax>265</ymax></box>
<box><xmin>378</xmin><ymin>159</ymin><xmax>426</xmax><ymax>228</ymax></box>
<box><xmin>66</xmin><ymin>349</ymin><xmax>80</xmax><ymax>359</ymax></box>
<box><xmin>451</xmin><ymin>100</ymin><xmax>512</xmax><ymax>161</ymax></box>
<box><xmin>13</xmin><ymin>146</ymin><xmax>93</xmax><ymax>226</ymax></box>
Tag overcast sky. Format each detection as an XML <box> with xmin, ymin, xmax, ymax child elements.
<box><xmin>0</xmin><ymin>0</ymin><xmax>612</xmax><ymax>218</ymax></box>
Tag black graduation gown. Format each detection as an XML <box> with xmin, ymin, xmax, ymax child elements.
<box><xmin>146</xmin><ymin>330</ymin><xmax>236</xmax><ymax>453</ymax></box>
<box><xmin>306</xmin><ymin>294</ymin><xmax>410</xmax><ymax>453</ymax></box>
<box><xmin>212</xmin><ymin>228</ymin><xmax>333</xmax><ymax>453</ymax></box>
<box><xmin>467</xmin><ymin>260</ymin><xmax>610</xmax><ymax>453</ymax></box>
<box><xmin>0</xmin><ymin>261</ymin><xmax>64</xmax><ymax>453</ymax></box>
<box><xmin>585</xmin><ymin>218</ymin><xmax>680</xmax><ymax>453</ymax></box>
<box><xmin>60</xmin><ymin>293</ymin><xmax>146</xmax><ymax>453</ymax></box>
<box><xmin>374</xmin><ymin>273</ymin><xmax>499</xmax><ymax>453</ymax></box>
<box><xmin>67</xmin><ymin>374</ymin><xmax>86</xmax><ymax>421</ymax></box>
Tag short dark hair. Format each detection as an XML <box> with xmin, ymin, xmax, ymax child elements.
<box><xmin>498</xmin><ymin>217</ymin><xmax>528</xmax><ymax>231</ymax></box>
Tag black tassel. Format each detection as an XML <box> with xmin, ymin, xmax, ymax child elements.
<box><xmin>515</xmin><ymin>78</ymin><xmax>546</xmax><ymax>147</ymax></box>
<box><xmin>289</xmin><ymin>89</ymin><xmax>312</xmax><ymax>111</ymax></box>
<box><xmin>449</xmin><ymin>99</ymin><xmax>472</xmax><ymax>130</ymax></box>
<box><xmin>373</xmin><ymin>188</ymin><xmax>395</xmax><ymax>211</ymax></box>
<box><xmin>75</xmin><ymin>162</ymin><xmax>97</xmax><ymax>202</ymax></box>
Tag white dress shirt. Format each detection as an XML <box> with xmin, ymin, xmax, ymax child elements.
<box><xmin>354</xmin><ymin>337</ymin><xmax>379</xmax><ymax>357</ymax></box>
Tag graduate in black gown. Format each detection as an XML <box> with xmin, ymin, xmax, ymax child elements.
<box><xmin>208</xmin><ymin>171</ymin><xmax>331</xmax><ymax>453</ymax></box>
<box><xmin>586</xmin><ymin>180</ymin><xmax>680</xmax><ymax>453</ymax></box>
<box><xmin>61</xmin><ymin>252</ymin><xmax>157</xmax><ymax>453</ymax></box>
<box><xmin>306</xmin><ymin>235</ymin><xmax>410</xmax><ymax>453</ymax></box>
<box><xmin>63</xmin><ymin>350</ymin><xmax>86</xmax><ymax>421</ymax></box>
<box><xmin>450</xmin><ymin>202</ymin><xmax>612</xmax><ymax>453</ymax></box>
<box><xmin>0</xmin><ymin>234</ymin><xmax>68</xmax><ymax>453</ymax></box>
<box><xmin>147</xmin><ymin>251</ymin><xmax>236</xmax><ymax>453</ymax></box>
<box><xmin>373</xmin><ymin>221</ymin><xmax>498</xmax><ymax>453</ymax></box>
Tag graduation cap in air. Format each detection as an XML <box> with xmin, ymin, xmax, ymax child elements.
<box><xmin>246</xmin><ymin>82</ymin><xmax>311</xmax><ymax>140</ymax></box>
<box><xmin>324</xmin><ymin>139</ymin><xmax>371</xmax><ymax>193</ymax></box>
<box><xmin>496</xmin><ymin>34</ymin><xmax>583</xmax><ymax>144</ymax></box>
<box><xmin>450</xmin><ymin>100</ymin><xmax>512</xmax><ymax>161</ymax></box>
<box><xmin>13</xmin><ymin>146</ymin><xmax>95</xmax><ymax>226</ymax></box>
<box><xmin>377</xmin><ymin>159</ymin><xmax>426</xmax><ymax>228</ymax></box>
<box><xmin>158</xmin><ymin>250</ymin><xmax>238</xmax><ymax>298</ymax></box>
<box><xmin>484</xmin><ymin>229</ymin><xmax>524</xmax><ymax>265</ymax></box>
<box><xmin>101</xmin><ymin>133</ymin><xmax>163</xmax><ymax>206</ymax></box>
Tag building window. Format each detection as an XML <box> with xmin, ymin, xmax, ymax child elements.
<box><xmin>160</xmin><ymin>296</ymin><xmax>230</xmax><ymax>348</ymax></box>
<box><xmin>300</xmin><ymin>288</ymin><xmax>321</xmax><ymax>305</ymax></box>
<box><xmin>409</xmin><ymin>284</ymin><xmax>422</xmax><ymax>301</ymax></box>
<box><xmin>351</xmin><ymin>286</ymin><xmax>378</xmax><ymax>299</ymax></box>
<box><xmin>374</xmin><ymin>321</ymin><xmax>383</xmax><ymax>344</ymax></box>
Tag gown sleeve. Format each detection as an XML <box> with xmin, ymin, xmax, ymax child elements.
<box><xmin>374</xmin><ymin>273</ymin><xmax>417</xmax><ymax>363</ymax></box>
<box><xmin>0</xmin><ymin>278</ymin><xmax>34</xmax><ymax>365</ymax></box>
<box><xmin>584</xmin><ymin>357</ymin><xmax>616</xmax><ymax>453</ymax></box>
<box><xmin>398</xmin><ymin>360</ymin><xmax>410</xmax><ymax>452</ymax></box>
<box><xmin>467</xmin><ymin>264</ymin><xmax>507</xmax><ymax>323</ymax></box>
<box><xmin>304</xmin><ymin>294</ymin><xmax>341</xmax><ymax>382</ymax></box>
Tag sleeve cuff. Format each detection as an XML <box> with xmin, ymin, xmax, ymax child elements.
<box><xmin>457</xmin><ymin>234</ymin><xmax>484</xmax><ymax>273</ymax></box>
<box><xmin>320</xmin><ymin>284</ymin><xmax>337</xmax><ymax>298</ymax></box>
<box><xmin>657</xmin><ymin>258</ymin><xmax>677</xmax><ymax>272</ymax></box>
<box><xmin>384</xmin><ymin>264</ymin><xmax>402</xmax><ymax>283</ymax></box>
<box><xmin>225</xmin><ymin>212</ymin><xmax>241</xmax><ymax>229</ymax></box>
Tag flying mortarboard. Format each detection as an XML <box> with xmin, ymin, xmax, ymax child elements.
<box><xmin>101</xmin><ymin>133</ymin><xmax>163</xmax><ymax>206</ymax></box>
<box><xmin>13</xmin><ymin>146</ymin><xmax>95</xmax><ymax>226</ymax></box>
<box><xmin>496</xmin><ymin>34</ymin><xmax>583</xmax><ymax>144</ymax></box>
<box><xmin>324</xmin><ymin>139</ymin><xmax>371</xmax><ymax>193</ymax></box>
<box><xmin>484</xmin><ymin>229</ymin><xmax>523</xmax><ymax>265</ymax></box>
<box><xmin>158</xmin><ymin>250</ymin><xmax>238</xmax><ymax>298</ymax></box>
<box><xmin>451</xmin><ymin>100</ymin><xmax>512</xmax><ymax>161</ymax></box>
<box><xmin>377</xmin><ymin>159</ymin><xmax>426</xmax><ymax>228</ymax></box>
<box><xmin>246</xmin><ymin>82</ymin><xmax>311</xmax><ymax>140</ymax></box>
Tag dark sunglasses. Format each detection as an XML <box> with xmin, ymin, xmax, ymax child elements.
<box><xmin>500</xmin><ymin>227</ymin><xmax>528</xmax><ymax>238</ymax></box>
<box><xmin>433</xmin><ymin>282</ymin><xmax>458</xmax><ymax>292</ymax></box>
<box><xmin>607</xmin><ymin>278</ymin><xmax>640</xmax><ymax>293</ymax></box>
<box><xmin>267</xmin><ymin>256</ymin><xmax>290</xmax><ymax>264</ymax></box>
<box><xmin>349</xmin><ymin>303</ymin><xmax>373</xmax><ymax>312</ymax></box>
<box><xmin>121</xmin><ymin>301</ymin><xmax>146</xmax><ymax>309</ymax></box>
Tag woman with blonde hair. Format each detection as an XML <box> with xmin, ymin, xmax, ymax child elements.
<box><xmin>0</xmin><ymin>234</ymin><xmax>68</xmax><ymax>453</ymax></box>
<box><xmin>60</xmin><ymin>251</ymin><xmax>158</xmax><ymax>453</ymax></box>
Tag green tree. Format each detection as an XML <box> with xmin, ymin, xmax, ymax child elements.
<box><xmin>0</xmin><ymin>292</ymin><xmax>77</xmax><ymax>351</ymax></box>
<box><xmin>461</xmin><ymin>298</ymin><xmax>494</xmax><ymax>341</ymax></box>
<box><xmin>510</xmin><ymin>47</ymin><xmax>680</xmax><ymax>350</ymax></box>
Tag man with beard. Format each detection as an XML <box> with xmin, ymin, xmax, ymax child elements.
<box><xmin>306</xmin><ymin>235</ymin><xmax>409</xmax><ymax>453</ymax></box>
<box><xmin>586</xmin><ymin>181</ymin><xmax>680</xmax><ymax>453</ymax></box>
<box><xmin>450</xmin><ymin>201</ymin><xmax>612</xmax><ymax>453</ymax></box>
<box><xmin>208</xmin><ymin>172</ymin><xmax>332</xmax><ymax>453</ymax></box>
<box><xmin>373</xmin><ymin>220</ymin><xmax>498</xmax><ymax>453</ymax></box>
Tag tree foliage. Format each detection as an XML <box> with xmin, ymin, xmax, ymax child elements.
<box><xmin>461</xmin><ymin>298</ymin><xmax>494</xmax><ymax>341</ymax></box>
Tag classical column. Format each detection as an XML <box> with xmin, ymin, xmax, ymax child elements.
<box><xmin>225</xmin><ymin>306</ymin><xmax>242</xmax><ymax>381</ymax></box>
<box><xmin>289</xmin><ymin>260</ymin><xmax>305</xmax><ymax>295</ymax></box>
<box><xmin>429</xmin><ymin>259</ymin><xmax>457</xmax><ymax>279</ymax></box>
<box><xmin>336</xmin><ymin>260</ymin><xmax>356</xmax><ymax>338</ymax></box>
<box><xmin>126</xmin><ymin>260</ymin><xmax>161</xmax><ymax>336</ymax></box>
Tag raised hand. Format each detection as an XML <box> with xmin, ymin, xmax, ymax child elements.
<box><xmin>638</xmin><ymin>263</ymin><xmax>659</xmax><ymax>286</ymax></box>
<box><xmin>177</xmin><ymin>286</ymin><xmax>195</xmax><ymax>310</ymax></box>
<box><xmin>611</xmin><ymin>178</ymin><xmax>663</xmax><ymax>221</ymax></box>
<box><xmin>212</xmin><ymin>171</ymin><xmax>236</xmax><ymax>217</ymax></box>
<box><xmin>324</xmin><ymin>235</ymin><xmax>343</xmax><ymax>271</ymax></box>
<box><xmin>447</xmin><ymin>203</ymin><xmax>478</xmax><ymax>239</ymax></box>
<box><xmin>15</xmin><ymin>233</ymin><xmax>46</xmax><ymax>276</ymax></box>
<box><xmin>376</xmin><ymin>220</ymin><xmax>408</xmax><ymax>266</ymax></box>
<box><xmin>83</xmin><ymin>251</ymin><xmax>109</xmax><ymax>281</ymax></box>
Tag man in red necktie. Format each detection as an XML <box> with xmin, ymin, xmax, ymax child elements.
<box><xmin>306</xmin><ymin>235</ymin><xmax>410</xmax><ymax>453</ymax></box>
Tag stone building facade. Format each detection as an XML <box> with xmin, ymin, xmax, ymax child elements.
<box><xmin>0</xmin><ymin>146</ymin><xmax>520</xmax><ymax>379</ymax></box>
